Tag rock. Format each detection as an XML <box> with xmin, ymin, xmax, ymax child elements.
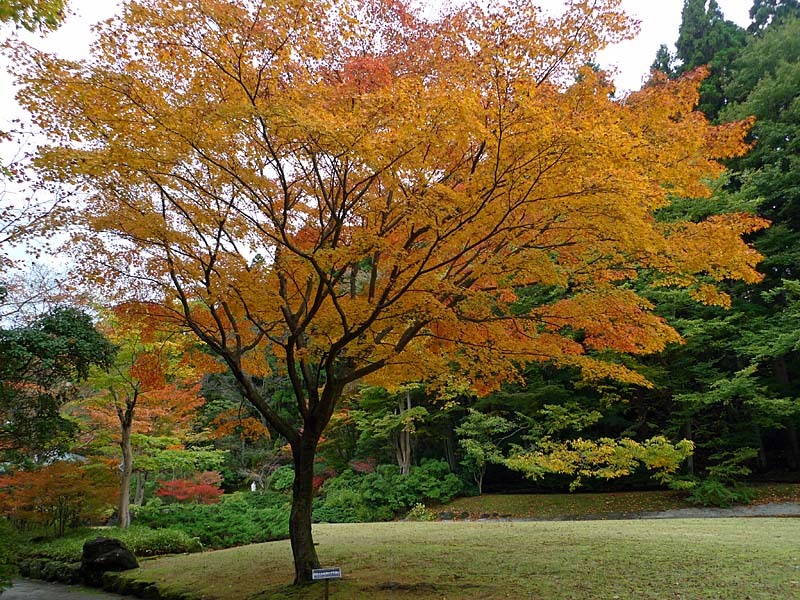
<box><xmin>81</xmin><ymin>537</ymin><xmax>139</xmax><ymax>586</ymax></box>
<box><xmin>438</xmin><ymin>511</ymin><xmax>455</xmax><ymax>520</ymax></box>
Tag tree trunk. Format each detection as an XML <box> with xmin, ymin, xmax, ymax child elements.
<box><xmin>133</xmin><ymin>471</ymin><xmax>146</xmax><ymax>506</ymax></box>
<box><xmin>443</xmin><ymin>433</ymin><xmax>457</xmax><ymax>472</ymax></box>
<box><xmin>290</xmin><ymin>436</ymin><xmax>320</xmax><ymax>584</ymax></box>
<box><xmin>788</xmin><ymin>423</ymin><xmax>800</xmax><ymax>470</ymax></box>
<box><xmin>118</xmin><ymin>422</ymin><xmax>133</xmax><ymax>529</ymax></box>
<box><xmin>476</xmin><ymin>468</ymin><xmax>484</xmax><ymax>495</ymax></box>
<box><xmin>684</xmin><ymin>420</ymin><xmax>694</xmax><ymax>475</ymax></box>
<box><xmin>754</xmin><ymin>423</ymin><xmax>768</xmax><ymax>471</ymax></box>
<box><xmin>395</xmin><ymin>392</ymin><xmax>413</xmax><ymax>475</ymax></box>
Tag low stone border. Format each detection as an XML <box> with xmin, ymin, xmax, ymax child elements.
<box><xmin>18</xmin><ymin>558</ymin><xmax>200</xmax><ymax>600</ymax></box>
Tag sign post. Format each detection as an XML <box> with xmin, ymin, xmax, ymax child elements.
<box><xmin>312</xmin><ymin>567</ymin><xmax>342</xmax><ymax>600</ymax></box>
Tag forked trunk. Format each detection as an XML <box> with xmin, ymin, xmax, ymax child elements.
<box><xmin>118</xmin><ymin>423</ymin><xmax>133</xmax><ymax>528</ymax></box>
<box><xmin>290</xmin><ymin>437</ymin><xmax>320</xmax><ymax>584</ymax></box>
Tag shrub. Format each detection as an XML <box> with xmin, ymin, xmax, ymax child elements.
<box><xmin>134</xmin><ymin>492</ymin><xmax>289</xmax><ymax>547</ymax></box>
<box><xmin>405</xmin><ymin>503</ymin><xmax>435</xmax><ymax>521</ymax></box>
<box><xmin>155</xmin><ymin>471</ymin><xmax>224</xmax><ymax>504</ymax></box>
<box><xmin>268</xmin><ymin>465</ymin><xmax>295</xmax><ymax>491</ymax></box>
<box><xmin>313</xmin><ymin>460</ymin><xmax>462</xmax><ymax>523</ymax></box>
<box><xmin>686</xmin><ymin>479</ymin><xmax>757</xmax><ymax>508</ymax></box>
<box><xmin>21</xmin><ymin>526</ymin><xmax>202</xmax><ymax>563</ymax></box>
<box><xmin>0</xmin><ymin>518</ymin><xmax>18</xmax><ymax>591</ymax></box>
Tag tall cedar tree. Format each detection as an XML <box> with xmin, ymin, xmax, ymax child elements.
<box><xmin>13</xmin><ymin>0</ymin><xmax>766</xmax><ymax>584</ymax></box>
<box><xmin>675</xmin><ymin>0</ymin><xmax>746</xmax><ymax>120</ymax></box>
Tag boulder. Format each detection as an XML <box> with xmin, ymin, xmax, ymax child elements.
<box><xmin>81</xmin><ymin>537</ymin><xmax>139</xmax><ymax>586</ymax></box>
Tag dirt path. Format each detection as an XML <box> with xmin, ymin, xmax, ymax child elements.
<box><xmin>637</xmin><ymin>501</ymin><xmax>800</xmax><ymax>519</ymax></box>
<box><xmin>1</xmin><ymin>579</ymin><xmax>137</xmax><ymax>599</ymax></box>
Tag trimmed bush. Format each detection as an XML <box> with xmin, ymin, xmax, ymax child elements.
<box><xmin>134</xmin><ymin>492</ymin><xmax>289</xmax><ymax>548</ymax></box>
<box><xmin>21</xmin><ymin>526</ymin><xmax>201</xmax><ymax>563</ymax></box>
<box><xmin>313</xmin><ymin>460</ymin><xmax>462</xmax><ymax>523</ymax></box>
<box><xmin>268</xmin><ymin>466</ymin><xmax>294</xmax><ymax>492</ymax></box>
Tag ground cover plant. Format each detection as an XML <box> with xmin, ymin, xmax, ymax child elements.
<box><xmin>114</xmin><ymin>519</ymin><xmax>800</xmax><ymax>599</ymax></box>
<box><xmin>313</xmin><ymin>459</ymin><xmax>462</xmax><ymax>523</ymax></box>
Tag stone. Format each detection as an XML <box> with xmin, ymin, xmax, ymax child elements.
<box><xmin>81</xmin><ymin>537</ymin><xmax>139</xmax><ymax>586</ymax></box>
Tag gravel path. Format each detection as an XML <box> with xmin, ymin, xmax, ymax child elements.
<box><xmin>467</xmin><ymin>501</ymin><xmax>800</xmax><ymax>521</ymax></box>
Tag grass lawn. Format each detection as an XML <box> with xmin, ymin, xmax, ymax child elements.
<box><xmin>121</xmin><ymin>518</ymin><xmax>800</xmax><ymax>599</ymax></box>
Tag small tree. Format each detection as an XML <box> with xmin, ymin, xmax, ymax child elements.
<box><xmin>82</xmin><ymin>304</ymin><xmax>210</xmax><ymax>528</ymax></box>
<box><xmin>456</xmin><ymin>409</ymin><xmax>517</xmax><ymax>495</ymax></box>
<box><xmin>0</xmin><ymin>460</ymin><xmax>118</xmax><ymax>536</ymax></box>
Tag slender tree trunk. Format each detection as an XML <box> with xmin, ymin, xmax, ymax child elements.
<box><xmin>754</xmin><ymin>423</ymin><xmax>768</xmax><ymax>471</ymax></box>
<box><xmin>476</xmin><ymin>468</ymin><xmax>484</xmax><ymax>495</ymax></box>
<box><xmin>290</xmin><ymin>436</ymin><xmax>320</xmax><ymax>584</ymax></box>
<box><xmin>395</xmin><ymin>392</ymin><xmax>413</xmax><ymax>475</ymax></box>
<box><xmin>773</xmin><ymin>357</ymin><xmax>800</xmax><ymax>469</ymax></box>
<box><xmin>443</xmin><ymin>434</ymin><xmax>457</xmax><ymax>472</ymax></box>
<box><xmin>133</xmin><ymin>471</ymin><xmax>147</xmax><ymax>506</ymax></box>
<box><xmin>788</xmin><ymin>424</ymin><xmax>800</xmax><ymax>470</ymax></box>
<box><xmin>118</xmin><ymin>422</ymin><xmax>133</xmax><ymax>528</ymax></box>
<box><xmin>684</xmin><ymin>420</ymin><xmax>694</xmax><ymax>475</ymax></box>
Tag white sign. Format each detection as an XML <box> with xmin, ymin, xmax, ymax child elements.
<box><xmin>312</xmin><ymin>568</ymin><xmax>342</xmax><ymax>580</ymax></box>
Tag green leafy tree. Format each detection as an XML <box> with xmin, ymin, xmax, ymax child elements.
<box><xmin>456</xmin><ymin>409</ymin><xmax>517</xmax><ymax>495</ymax></box>
<box><xmin>748</xmin><ymin>0</ymin><xmax>800</xmax><ymax>33</ymax></box>
<box><xmin>0</xmin><ymin>307</ymin><xmax>115</xmax><ymax>465</ymax></box>
<box><xmin>0</xmin><ymin>0</ymin><xmax>65</xmax><ymax>31</ymax></box>
<box><xmin>651</xmin><ymin>44</ymin><xmax>675</xmax><ymax>76</ymax></box>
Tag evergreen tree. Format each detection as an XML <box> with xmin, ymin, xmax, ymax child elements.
<box><xmin>748</xmin><ymin>0</ymin><xmax>800</xmax><ymax>34</ymax></box>
<box><xmin>675</xmin><ymin>0</ymin><xmax>747</xmax><ymax>120</ymax></box>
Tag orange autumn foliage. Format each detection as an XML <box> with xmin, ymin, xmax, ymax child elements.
<box><xmin>0</xmin><ymin>460</ymin><xmax>118</xmax><ymax>536</ymax></box>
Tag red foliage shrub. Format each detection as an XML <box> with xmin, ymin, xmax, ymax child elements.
<box><xmin>155</xmin><ymin>471</ymin><xmax>223</xmax><ymax>504</ymax></box>
<box><xmin>350</xmin><ymin>457</ymin><xmax>377</xmax><ymax>474</ymax></box>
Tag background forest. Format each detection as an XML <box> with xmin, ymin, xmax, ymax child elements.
<box><xmin>2</xmin><ymin>0</ymin><xmax>800</xmax><ymax>588</ymax></box>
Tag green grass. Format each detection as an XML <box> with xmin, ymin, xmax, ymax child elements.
<box><xmin>119</xmin><ymin>518</ymin><xmax>800</xmax><ymax>599</ymax></box>
<box><xmin>437</xmin><ymin>483</ymin><xmax>800</xmax><ymax>519</ymax></box>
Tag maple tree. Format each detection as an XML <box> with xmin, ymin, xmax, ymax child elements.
<box><xmin>0</xmin><ymin>459</ymin><xmax>117</xmax><ymax>536</ymax></box>
<box><xmin>80</xmin><ymin>304</ymin><xmax>208</xmax><ymax>528</ymax></box>
<box><xmin>13</xmin><ymin>0</ymin><xmax>768</xmax><ymax>583</ymax></box>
